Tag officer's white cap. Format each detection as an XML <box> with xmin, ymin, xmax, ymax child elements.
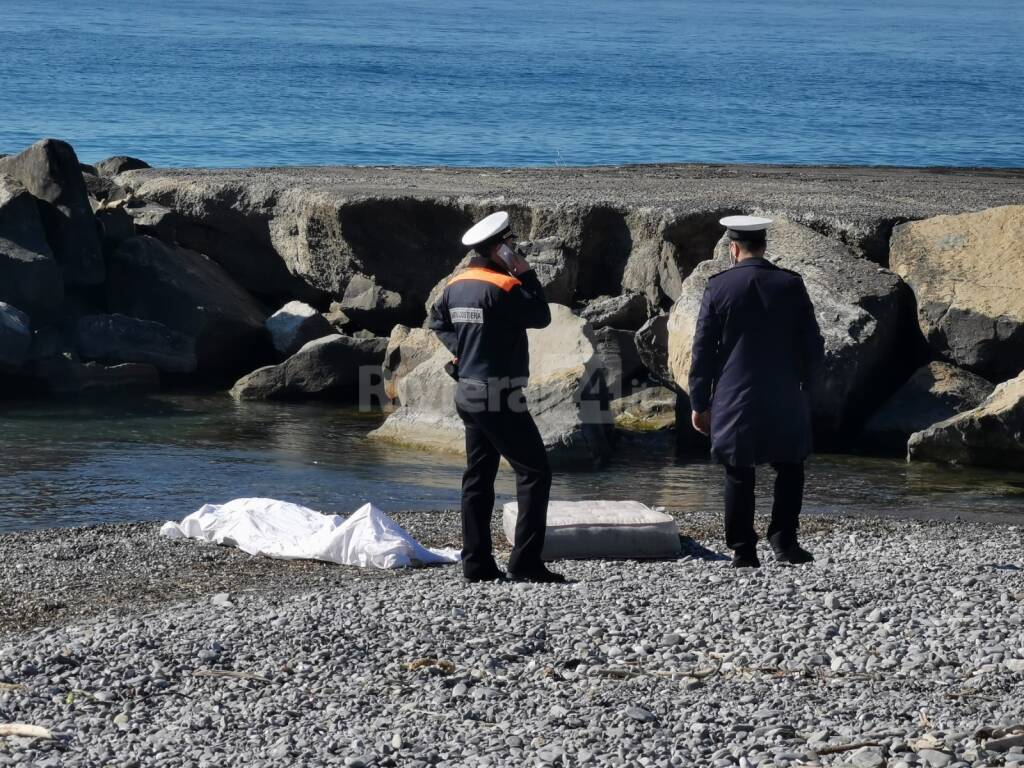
<box><xmin>719</xmin><ymin>215</ymin><xmax>773</xmax><ymax>232</ymax></box>
<box><xmin>462</xmin><ymin>211</ymin><xmax>514</xmax><ymax>247</ymax></box>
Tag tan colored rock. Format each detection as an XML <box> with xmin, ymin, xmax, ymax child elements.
<box><xmin>907</xmin><ymin>370</ymin><xmax>1024</xmax><ymax>470</ymax></box>
<box><xmin>890</xmin><ymin>205</ymin><xmax>1024</xmax><ymax>381</ymax></box>
<box><xmin>369</xmin><ymin>305</ymin><xmax>613</xmax><ymax>467</ymax></box>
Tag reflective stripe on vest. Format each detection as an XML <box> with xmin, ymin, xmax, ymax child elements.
<box><xmin>446</xmin><ymin>267</ymin><xmax>522</xmax><ymax>292</ymax></box>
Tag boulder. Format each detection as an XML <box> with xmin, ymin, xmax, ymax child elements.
<box><xmin>862</xmin><ymin>362</ymin><xmax>994</xmax><ymax>450</ymax></box>
<box><xmin>0</xmin><ymin>302</ymin><xmax>32</xmax><ymax>370</ymax></box>
<box><xmin>369</xmin><ymin>304</ymin><xmax>614</xmax><ymax>467</ymax></box>
<box><xmin>324</xmin><ymin>301</ymin><xmax>351</xmax><ymax>332</ymax></box>
<box><xmin>519</xmin><ymin>237</ymin><xmax>577</xmax><ymax>305</ymax></box>
<box><xmin>381</xmin><ymin>325</ymin><xmax>447</xmax><ymax>402</ymax></box>
<box><xmin>0</xmin><ymin>175</ymin><xmax>64</xmax><ymax>319</ymax></box>
<box><xmin>338</xmin><ymin>273</ymin><xmax>405</xmax><ymax>335</ymax></box>
<box><xmin>106</xmin><ymin>236</ymin><xmax>270</xmax><ymax>379</ymax></box>
<box><xmin>890</xmin><ymin>205</ymin><xmax>1024</xmax><ymax>381</ymax></box>
<box><xmin>124</xmin><ymin>200</ymin><xmax>177</xmax><ymax>242</ymax></box>
<box><xmin>94</xmin><ymin>206</ymin><xmax>135</xmax><ymax>248</ymax></box>
<box><xmin>580</xmin><ymin>291</ymin><xmax>652</xmax><ymax>331</ymax></box>
<box><xmin>908</xmin><ymin>370</ymin><xmax>1024</xmax><ymax>470</ymax></box>
<box><xmin>230</xmin><ymin>334</ymin><xmax>388</xmax><ymax>401</ymax></box>
<box><xmin>592</xmin><ymin>326</ymin><xmax>644</xmax><ymax>397</ymax></box>
<box><xmin>635</xmin><ymin>314</ymin><xmax>671</xmax><ymax>387</ymax></box>
<box><xmin>75</xmin><ymin>314</ymin><xmax>197</xmax><ymax>373</ymax></box>
<box><xmin>667</xmin><ymin>219</ymin><xmax>917</xmax><ymax>441</ymax></box>
<box><xmin>95</xmin><ymin>156</ymin><xmax>150</xmax><ymax>177</ymax></box>
<box><xmin>0</xmin><ymin>139</ymin><xmax>104</xmax><ymax>285</ymax></box>
<box><xmin>83</xmin><ymin>172</ymin><xmax>126</xmax><ymax>204</ymax></box>
<box><xmin>266</xmin><ymin>301</ymin><xmax>336</xmax><ymax>358</ymax></box>
<box><xmin>611</xmin><ymin>385</ymin><xmax>676</xmax><ymax>431</ymax></box>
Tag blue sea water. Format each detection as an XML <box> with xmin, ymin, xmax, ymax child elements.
<box><xmin>1</xmin><ymin>0</ymin><xmax>1022</xmax><ymax>168</ymax></box>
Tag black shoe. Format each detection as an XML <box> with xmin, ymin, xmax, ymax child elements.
<box><xmin>731</xmin><ymin>549</ymin><xmax>761</xmax><ymax>568</ymax></box>
<box><xmin>508</xmin><ymin>565</ymin><xmax>566</xmax><ymax>584</ymax></box>
<box><xmin>464</xmin><ymin>568</ymin><xmax>507</xmax><ymax>583</ymax></box>
<box><xmin>772</xmin><ymin>543</ymin><xmax>814</xmax><ymax>564</ymax></box>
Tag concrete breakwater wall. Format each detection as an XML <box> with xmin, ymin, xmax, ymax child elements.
<box><xmin>1</xmin><ymin>139</ymin><xmax>1022</xmax><ymax>468</ymax></box>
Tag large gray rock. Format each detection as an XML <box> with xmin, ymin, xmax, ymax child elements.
<box><xmin>95</xmin><ymin>156</ymin><xmax>150</xmax><ymax>177</ymax></box>
<box><xmin>75</xmin><ymin>314</ymin><xmax>197</xmax><ymax>373</ymax></box>
<box><xmin>0</xmin><ymin>175</ymin><xmax>64</xmax><ymax>319</ymax></box>
<box><xmin>381</xmin><ymin>326</ymin><xmax>446</xmax><ymax>403</ymax></box>
<box><xmin>230</xmin><ymin>334</ymin><xmax>388</xmax><ymax>401</ymax></box>
<box><xmin>369</xmin><ymin>304</ymin><xmax>614</xmax><ymax>467</ymax></box>
<box><xmin>635</xmin><ymin>314</ymin><xmax>671</xmax><ymax>387</ymax></box>
<box><xmin>338</xmin><ymin>274</ymin><xmax>405</xmax><ymax>335</ymax></box>
<box><xmin>592</xmin><ymin>326</ymin><xmax>644</xmax><ymax>397</ymax></box>
<box><xmin>0</xmin><ymin>139</ymin><xmax>103</xmax><ymax>285</ymax></box>
<box><xmin>890</xmin><ymin>205</ymin><xmax>1024</xmax><ymax>382</ymax></box>
<box><xmin>908</xmin><ymin>370</ymin><xmax>1024</xmax><ymax>470</ymax></box>
<box><xmin>667</xmin><ymin>219</ymin><xmax>917</xmax><ymax>441</ymax></box>
<box><xmin>862</xmin><ymin>362</ymin><xmax>994</xmax><ymax>449</ymax></box>
<box><xmin>265</xmin><ymin>301</ymin><xmax>336</xmax><ymax>358</ymax></box>
<box><xmin>106</xmin><ymin>236</ymin><xmax>270</xmax><ymax>379</ymax></box>
<box><xmin>83</xmin><ymin>172</ymin><xmax>126</xmax><ymax>204</ymax></box>
<box><xmin>519</xmin><ymin>237</ymin><xmax>577</xmax><ymax>305</ymax></box>
<box><xmin>580</xmin><ymin>292</ymin><xmax>652</xmax><ymax>331</ymax></box>
<box><xmin>0</xmin><ymin>302</ymin><xmax>31</xmax><ymax>370</ymax></box>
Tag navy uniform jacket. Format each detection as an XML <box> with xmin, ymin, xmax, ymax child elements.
<box><xmin>688</xmin><ymin>257</ymin><xmax>825</xmax><ymax>467</ymax></box>
<box><xmin>427</xmin><ymin>256</ymin><xmax>551</xmax><ymax>385</ymax></box>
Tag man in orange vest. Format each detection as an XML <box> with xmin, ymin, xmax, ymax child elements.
<box><xmin>428</xmin><ymin>211</ymin><xmax>564</xmax><ymax>583</ymax></box>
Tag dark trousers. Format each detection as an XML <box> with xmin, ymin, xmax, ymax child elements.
<box><xmin>724</xmin><ymin>462</ymin><xmax>804</xmax><ymax>553</ymax></box>
<box><xmin>456</xmin><ymin>382</ymin><xmax>552</xmax><ymax>578</ymax></box>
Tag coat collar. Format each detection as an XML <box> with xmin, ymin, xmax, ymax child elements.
<box><xmin>468</xmin><ymin>255</ymin><xmax>510</xmax><ymax>274</ymax></box>
<box><xmin>730</xmin><ymin>256</ymin><xmax>772</xmax><ymax>270</ymax></box>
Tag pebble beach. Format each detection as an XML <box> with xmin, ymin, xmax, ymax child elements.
<box><xmin>3</xmin><ymin>510</ymin><xmax>1024</xmax><ymax>767</ymax></box>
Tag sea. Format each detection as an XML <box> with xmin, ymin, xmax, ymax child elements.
<box><xmin>1</xmin><ymin>0</ymin><xmax>1022</xmax><ymax>168</ymax></box>
<box><xmin>1</xmin><ymin>0</ymin><xmax>1023</xmax><ymax>532</ymax></box>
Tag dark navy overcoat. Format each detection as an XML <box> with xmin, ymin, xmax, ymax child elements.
<box><xmin>688</xmin><ymin>257</ymin><xmax>825</xmax><ymax>467</ymax></box>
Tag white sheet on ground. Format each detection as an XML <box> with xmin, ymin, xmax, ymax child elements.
<box><xmin>160</xmin><ymin>497</ymin><xmax>459</xmax><ymax>569</ymax></box>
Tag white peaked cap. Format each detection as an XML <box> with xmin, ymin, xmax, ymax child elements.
<box><xmin>462</xmin><ymin>211</ymin><xmax>512</xmax><ymax>247</ymax></box>
<box><xmin>719</xmin><ymin>215</ymin><xmax>773</xmax><ymax>231</ymax></box>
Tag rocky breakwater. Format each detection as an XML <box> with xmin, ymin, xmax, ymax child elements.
<box><xmin>4</xmin><ymin>139</ymin><xmax>1023</xmax><ymax>469</ymax></box>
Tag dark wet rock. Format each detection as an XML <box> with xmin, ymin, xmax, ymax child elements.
<box><xmin>230</xmin><ymin>333</ymin><xmax>387</xmax><ymax>401</ymax></box>
<box><xmin>34</xmin><ymin>358</ymin><xmax>160</xmax><ymax>395</ymax></box>
<box><xmin>0</xmin><ymin>139</ymin><xmax>104</xmax><ymax>285</ymax></box>
<box><xmin>266</xmin><ymin>300</ymin><xmax>336</xmax><ymax>358</ymax></box>
<box><xmin>75</xmin><ymin>314</ymin><xmax>197</xmax><ymax>373</ymax></box>
<box><xmin>580</xmin><ymin>291</ymin><xmax>651</xmax><ymax>331</ymax></box>
<box><xmin>0</xmin><ymin>302</ymin><xmax>32</xmax><ymax>369</ymax></box>
<box><xmin>862</xmin><ymin>361</ymin><xmax>994</xmax><ymax>450</ymax></box>
<box><xmin>592</xmin><ymin>326</ymin><xmax>644</xmax><ymax>396</ymax></box>
<box><xmin>95</xmin><ymin>155</ymin><xmax>151</xmax><ymax>177</ymax></box>
<box><xmin>634</xmin><ymin>313</ymin><xmax>671</xmax><ymax>388</ymax></box>
<box><xmin>106</xmin><ymin>236</ymin><xmax>270</xmax><ymax>380</ymax></box>
<box><xmin>908</xmin><ymin>370</ymin><xmax>1024</xmax><ymax>470</ymax></box>
<box><xmin>890</xmin><ymin>205</ymin><xmax>1024</xmax><ymax>382</ymax></box>
<box><xmin>0</xmin><ymin>174</ymin><xmax>64</xmax><ymax>319</ymax></box>
<box><xmin>83</xmin><ymin>171</ymin><xmax>127</xmax><ymax>204</ymax></box>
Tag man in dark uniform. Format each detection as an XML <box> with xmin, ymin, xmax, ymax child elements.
<box><xmin>427</xmin><ymin>211</ymin><xmax>565</xmax><ymax>584</ymax></box>
<box><xmin>689</xmin><ymin>215</ymin><xmax>825</xmax><ymax>568</ymax></box>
